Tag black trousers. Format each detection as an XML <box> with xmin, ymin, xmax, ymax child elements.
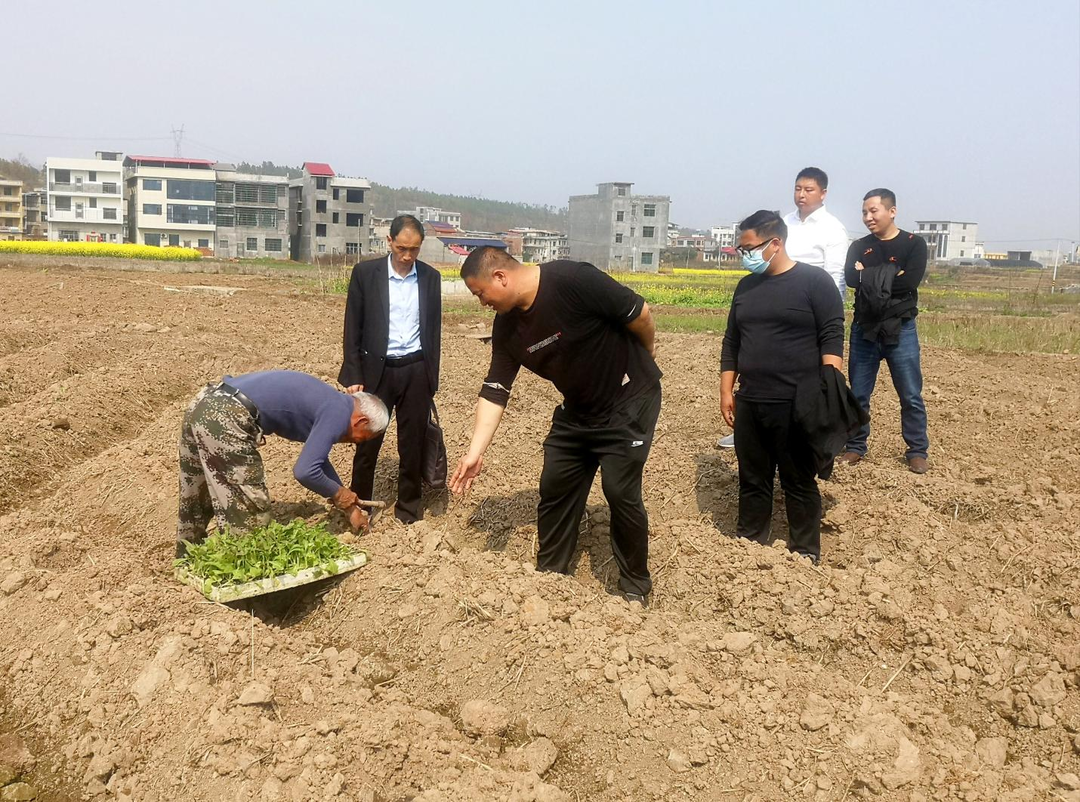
<box><xmin>351</xmin><ymin>357</ymin><xmax>431</xmax><ymax>523</ymax></box>
<box><xmin>734</xmin><ymin>397</ymin><xmax>821</xmax><ymax>560</ymax></box>
<box><xmin>537</xmin><ymin>383</ymin><xmax>661</xmax><ymax>596</ymax></box>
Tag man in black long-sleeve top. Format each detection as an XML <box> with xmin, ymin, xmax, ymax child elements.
<box><xmin>838</xmin><ymin>189</ymin><xmax>930</xmax><ymax>474</ymax></box>
<box><xmin>720</xmin><ymin>210</ymin><xmax>845</xmax><ymax>562</ymax></box>
<box><xmin>338</xmin><ymin>215</ymin><xmax>442</xmax><ymax>523</ymax></box>
<box><xmin>447</xmin><ymin>247</ymin><xmax>661</xmax><ymax>604</ymax></box>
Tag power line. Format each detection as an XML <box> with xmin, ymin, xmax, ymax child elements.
<box><xmin>0</xmin><ymin>131</ymin><xmax>172</xmax><ymax>141</ymax></box>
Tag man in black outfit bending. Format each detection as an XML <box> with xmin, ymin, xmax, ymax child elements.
<box><xmin>448</xmin><ymin>247</ymin><xmax>661</xmax><ymax>604</ymax></box>
<box><xmin>720</xmin><ymin>210</ymin><xmax>844</xmax><ymax>562</ymax></box>
<box><xmin>339</xmin><ymin>215</ymin><xmax>442</xmax><ymax>523</ymax></box>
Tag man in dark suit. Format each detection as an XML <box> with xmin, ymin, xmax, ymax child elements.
<box><xmin>339</xmin><ymin>215</ymin><xmax>442</xmax><ymax>523</ymax></box>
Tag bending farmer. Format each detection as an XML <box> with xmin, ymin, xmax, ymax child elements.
<box><xmin>176</xmin><ymin>370</ymin><xmax>389</xmax><ymax>557</ymax></box>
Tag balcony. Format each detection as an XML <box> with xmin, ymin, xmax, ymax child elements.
<box><xmin>49</xmin><ymin>181</ymin><xmax>122</xmax><ymax>196</ymax></box>
<box><xmin>49</xmin><ymin>208</ymin><xmax>123</xmax><ymax>224</ymax></box>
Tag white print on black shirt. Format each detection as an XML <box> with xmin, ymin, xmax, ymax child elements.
<box><xmin>527</xmin><ymin>331</ymin><xmax>562</xmax><ymax>354</ymax></box>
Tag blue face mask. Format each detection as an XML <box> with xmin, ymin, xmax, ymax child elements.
<box><xmin>741</xmin><ymin>241</ymin><xmax>774</xmax><ymax>274</ymax></box>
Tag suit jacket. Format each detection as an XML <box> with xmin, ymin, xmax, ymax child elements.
<box><xmin>338</xmin><ymin>256</ymin><xmax>442</xmax><ymax>395</ymax></box>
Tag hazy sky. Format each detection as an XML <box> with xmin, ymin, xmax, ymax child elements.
<box><xmin>7</xmin><ymin>0</ymin><xmax>1078</xmax><ymax>250</ymax></box>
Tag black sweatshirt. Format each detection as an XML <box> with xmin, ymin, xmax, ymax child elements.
<box><xmin>844</xmin><ymin>230</ymin><xmax>927</xmax><ymax>325</ymax></box>
<box><xmin>720</xmin><ymin>262</ymin><xmax>845</xmax><ymax>401</ymax></box>
<box><xmin>479</xmin><ymin>261</ymin><xmax>662</xmax><ymax>421</ymax></box>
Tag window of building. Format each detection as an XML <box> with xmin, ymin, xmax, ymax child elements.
<box><xmin>55</xmin><ymin>170</ymin><xmax>71</xmax><ymax>184</ymax></box>
<box><xmin>617</xmin><ymin>186</ymin><xmax>626</xmax><ymax>196</ymax></box>
<box><xmin>641</xmin><ymin>252</ymin><xmax>654</xmax><ymax>266</ymax></box>
<box><xmin>90</xmin><ymin>198</ymin><xmax>97</xmax><ymax>208</ymax></box>
<box><xmin>247</xmin><ymin>237</ymin><xmax>258</xmax><ymax>251</ymax></box>
<box><xmin>167</xmin><ymin>204</ymin><xmax>214</xmax><ymax>225</ymax></box>
<box><xmin>615</xmin><ymin>233</ymin><xmax>623</xmax><ymax>244</ymax></box>
<box><xmin>109</xmin><ymin>233</ymin><xmax>117</xmax><ymax>242</ymax></box>
<box><xmin>198</xmin><ymin>239</ymin><xmax>209</xmax><ymax>248</ymax></box>
<box><xmin>216</xmin><ymin>209</ymin><xmax>234</xmax><ymax>227</ymax></box>
<box><xmin>332</xmin><ymin>187</ymin><xmax>340</xmax><ymax>201</ymax></box>
<box><xmin>2</xmin><ymin>187</ymin><xmax>11</xmax><ymax>196</ymax></box>
<box><xmin>169</xmin><ymin>234</ymin><xmax>180</xmax><ymax>247</ymax></box>
<box><xmin>962</xmin><ymin>223</ymin><xmax>967</xmax><ymax>230</ymax></box>
<box><xmin>235</xmin><ymin>184</ymin><xmax>260</xmax><ymax>204</ymax></box>
<box><xmin>960</xmin><ymin>250</ymin><xmax>965</xmax><ymax>257</ymax></box>
<box><xmin>54</xmin><ymin>196</ymin><xmax>71</xmax><ymax>211</ymax></box>
<box><xmin>346</xmin><ymin>242</ymin><xmax>359</xmax><ymax>255</ymax></box>
<box><xmin>316</xmin><ymin>177</ymin><xmax>328</xmax><ymax>190</ymax></box>
<box><xmin>642</xmin><ymin>226</ymin><xmax>655</xmax><ymax>238</ymax></box>
<box><xmin>346</xmin><ymin>189</ymin><xmax>365</xmax><ymax>203</ymax></box>
<box><xmin>89</xmin><ymin>171</ymin><xmax>97</xmax><ymax>182</ymax></box>
<box><xmin>616</xmin><ymin>211</ymin><xmax>624</xmax><ymax>222</ymax></box>
<box><xmin>103</xmin><ymin>208</ymin><xmax>117</xmax><ymax>220</ymax></box>
<box><xmin>316</xmin><ymin>223</ymin><xmax>327</xmax><ymax>237</ymax></box>
<box><xmin>102</xmin><ymin>182</ymin><xmax>117</xmax><ymax>195</ymax></box>
<box><xmin>167</xmin><ymin>180</ymin><xmax>215</xmax><ymax>201</ymax></box>
<box><xmin>630</xmin><ymin>227</ymin><xmax>635</xmax><ymax>236</ymax></box>
<box><xmin>317</xmin><ymin>244</ymin><xmax>326</xmax><ymax>253</ymax></box>
<box><xmin>265</xmin><ymin>238</ymin><xmax>282</xmax><ymax>252</ymax></box>
<box><xmin>217</xmin><ymin>184</ymin><xmax>235</xmax><ymax>204</ymax></box>
<box><xmin>316</xmin><ymin>200</ymin><xmax>327</xmax><ymax>213</ymax></box>
<box><xmin>219</xmin><ymin>238</ymin><xmax>229</xmax><ymax>249</ymax></box>
<box><xmin>643</xmin><ymin>204</ymin><xmax>656</xmax><ymax>217</ymax></box>
<box><xmin>144</xmin><ymin>232</ymin><xmax>161</xmax><ymax>246</ymax></box>
<box><xmin>143</xmin><ymin>178</ymin><xmax>162</xmax><ymax>191</ymax></box>
<box><xmin>259</xmin><ymin>185</ymin><xmax>276</xmax><ymax>204</ymax></box>
<box><xmin>346</xmin><ymin>213</ymin><xmax>363</xmax><ymax>227</ymax></box>
<box><xmin>929</xmin><ymin>223</ymin><xmax>937</xmax><ymax>231</ymax></box>
<box><xmin>332</xmin><ymin>212</ymin><xmax>339</xmax><ymax>224</ymax></box>
<box><xmin>961</xmin><ymin>236</ymin><xmax>966</xmax><ymax>242</ymax></box>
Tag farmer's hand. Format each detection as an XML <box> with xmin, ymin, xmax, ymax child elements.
<box><xmin>449</xmin><ymin>452</ymin><xmax>484</xmax><ymax>495</ymax></box>
<box><xmin>720</xmin><ymin>390</ymin><xmax>736</xmax><ymax>429</ymax></box>
<box><xmin>348</xmin><ymin>505</ymin><xmax>369</xmax><ymax>532</ymax></box>
<box><xmin>330</xmin><ymin>485</ymin><xmax>360</xmax><ymax>511</ymax></box>
<box><xmin>344</xmin><ymin>384</ymin><xmax>364</xmax><ymax>394</ymax></box>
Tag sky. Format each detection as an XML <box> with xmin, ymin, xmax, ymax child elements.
<box><xmin>5</xmin><ymin>0</ymin><xmax>1079</xmax><ymax>251</ymax></box>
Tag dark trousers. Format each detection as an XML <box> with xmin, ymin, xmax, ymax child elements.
<box><xmin>845</xmin><ymin>319</ymin><xmax>929</xmax><ymax>459</ymax></box>
<box><xmin>351</xmin><ymin>357</ymin><xmax>431</xmax><ymax>523</ymax></box>
<box><xmin>537</xmin><ymin>384</ymin><xmax>661</xmax><ymax>596</ymax></box>
<box><xmin>734</xmin><ymin>397</ymin><xmax>821</xmax><ymax>560</ymax></box>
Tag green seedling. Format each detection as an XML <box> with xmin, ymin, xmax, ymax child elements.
<box><xmin>175</xmin><ymin>519</ymin><xmax>358</xmax><ymax>591</ymax></box>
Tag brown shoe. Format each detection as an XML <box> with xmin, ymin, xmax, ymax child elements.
<box><xmin>837</xmin><ymin>452</ymin><xmax>862</xmax><ymax>465</ymax></box>
<box><xmin>907</xmin><ymin>456</ymin><xmax>929</xmax><ymax>474</ymax></box>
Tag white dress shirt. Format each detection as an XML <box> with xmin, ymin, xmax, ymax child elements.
<box><xmin>386</xmin><ymin>256</ymin><xmax>422</xmax><ymax>357</ymax></box>
<box><xmin>783</xmin><ymin>206</ymin><xmax>849</xmax><ymax>297</ymax></box>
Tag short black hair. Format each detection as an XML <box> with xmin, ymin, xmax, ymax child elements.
<box><xmin>390</xmin><ymin>214</ymin><xmax>425</xmax><ymax>241</ymax></box>
<box><xmin>460</xmin><ymin>246</ymin><xmax>515</xmax><ymax>280</ymax></box>
<box><xmin>796</xmin><ymin>167</ymin><xmax>828</xmax><ymax>190</ymax></box>
<box><xmin>863</xmin><ymin>188</ymin><xmax>896</xmax><ymax>208</ymax></box>
<box><xmin>738</xmin><ymin>210</ymin><xmax>788</xmax><ymax>243</ymax></box>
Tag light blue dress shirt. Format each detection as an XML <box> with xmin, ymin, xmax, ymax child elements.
<box><xmin>386</xmin><ymin>256</ymin><xmax>422</xmax><ymax>357</ymax></box>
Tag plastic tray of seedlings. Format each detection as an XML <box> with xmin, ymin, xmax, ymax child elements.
<box><xmin>175</xmin><ymin>519</ymin><xmax>367</xmax><ymax>603</ymax></box>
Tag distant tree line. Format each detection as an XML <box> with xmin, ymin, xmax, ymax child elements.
<box><xmin>0</xmin><ymin>155</ymin><xmax>44</xmax><ymax>188</ymax></box>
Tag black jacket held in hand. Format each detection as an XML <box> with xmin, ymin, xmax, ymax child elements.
<box><xmin>794</xmin><ymin>365</ymin><xmax>870</xmax><ymax>479</ymax></box>
<box><xmin>337</xmin><ymin>256</ymin><xmax>442</xmax><ymax>395</ymax></box>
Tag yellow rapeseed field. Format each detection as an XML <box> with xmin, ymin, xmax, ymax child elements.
<box><xmin>672</xmin><ymin>267</ymin><xmax>748</xmax><ymax>276</ymax></box>
<box><xmin>0</xmin><ymin>241</ymin><xmax>202</xmax><ymax>261</ymax></box>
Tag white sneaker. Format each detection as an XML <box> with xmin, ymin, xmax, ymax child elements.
<box><xmin>717</xmin><ymin>434</ymin><xmax>735</xmax><ymax>449</ymax></box>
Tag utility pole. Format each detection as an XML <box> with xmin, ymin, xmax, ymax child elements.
<box><xmin>171</xmin><ymin>125</ymin><xmax>185</xmax><ymax>157</ymax></box>
<box><xmin>1051</xmin><ymin>239</ymin><xmax>1061</xmax><ymax>294</ymax></box>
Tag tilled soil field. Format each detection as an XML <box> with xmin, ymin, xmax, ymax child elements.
<box><xmin>1</xmin><ymin>263</ymin><xmax>1078</xmax><ymax>801</ymax></box>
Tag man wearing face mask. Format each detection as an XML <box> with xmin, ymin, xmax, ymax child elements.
<box><xmin>720</xmin><ymin>211</ymin><xmax>844</xmax><ymax>563</ymax></box>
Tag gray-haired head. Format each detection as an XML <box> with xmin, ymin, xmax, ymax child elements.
<box><xmin>351</xmin><ymin>391</ymin><xmax>389</xmax><ymax>435</ymax></box>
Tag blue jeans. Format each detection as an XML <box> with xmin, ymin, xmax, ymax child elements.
<box><xmin>845</xmin><ymin>319</ymin><xmax>929</xmax><ymax>459</ymax></box>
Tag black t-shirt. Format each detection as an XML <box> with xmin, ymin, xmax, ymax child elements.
<box><xmin>720</xmin><ymin>262</ymin><xmax>845</xmax><ymax>401</ymax></box>
<box><xmin>479</xmin><ymin>261</ymin><xmax>662</xmax><ymax>420</ymax></box>
<box><xmin>844</xmin><ymin>230</ymin><xmax>927</xmax><ymax>324</ymax></box>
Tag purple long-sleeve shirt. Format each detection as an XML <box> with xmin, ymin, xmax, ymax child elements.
<box><xmin>226</xmin><ymin>370</ymin><xmax>352</xmax><ymax>498</ymax></box>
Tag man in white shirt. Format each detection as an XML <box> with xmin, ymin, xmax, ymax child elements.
<box><xmin>782</xmin><ymin>167</ymin><xmax>848</xmax><ymax>298</ymax></box>
<box><xmin>719</xmin><ymin>167</ymin><xmax>848</xmax><ymax>449</ymax></box>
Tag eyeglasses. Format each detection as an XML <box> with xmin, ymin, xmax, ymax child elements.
<box><xmin>735</xmin><ymin>238</ymin><xmax>775</xmax><ymax>256</ymax></box>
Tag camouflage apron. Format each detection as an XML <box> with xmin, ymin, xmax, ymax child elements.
<box><xmin>176</xmin><ymin>383</ymin><xmax>271</xmax><ymax>554</ymax></box>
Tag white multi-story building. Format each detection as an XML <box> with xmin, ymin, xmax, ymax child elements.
<box><xmin>124</xmin><ymin>155</ymin><xmax>217</xmax><ymax>251</ymax></box>
<box><xmin>710</xmin><ymin>223</ymin><xmax>738</xmax><ymax>249</ymax></box>
<box><xmin>915</xmin><ymin>220</ymin><xmax>980</xmax><ymax>261</ymax></box>
<box><xmin>0</xmin><ymin>178</ymin><xmax>21</xmax><ymax>240</ymax></box>
<box><xmin>399</xmin><ymin>205</ymin><xmax>461</xmax><ymax>229</ymax></box>
<box><xmin>45</xmin><ymin>152</ymin><xmax>126</xmax><ymax>243</ymax></box>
